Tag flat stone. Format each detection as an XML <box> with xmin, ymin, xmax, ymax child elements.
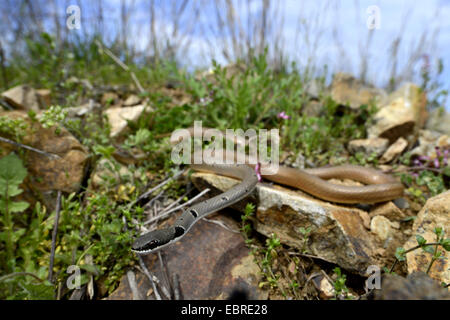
<box><xmin>379</xmin><ymin>137</ymin><xmax>408</xmax><ymax>163</ymax></box>
<box><xmin>311</xmin><ymin>273</ymin><xmax>335</xmax><ymax>299</ymax></box>
<box><xmin>404</xmin><ymin>190</ymin><xmax>450</xmax><ymax>286</ymax></box>
<box><xmin>105</xmin><ymin>105</ymin><xmax>146</xmax><ymax>138</ymax></box>
<box><xmin>368</xmin><ymin>83</ymin><xmax>427</xmax><ymax>143</ymax></box>
<box><xmin>1</xmin><ymin>84</ymin><xmax>41</xmax><ymax>111</ymax></box>
<box><xmin>123</xmin><ymin>94</ymin><xmax>141</xmax><ymax>106</ymax></box>
<box><xmin>330</xmin><ymin>73</ymin><xmax>388</xmax><ymax>110</ymax></box>
<box><xmin>409</xmin><ymin>129</ymin><xmax>450</xmax><ymax>159</ymax></box>
<box><xmin>190</xmin><ymin>172</ymin><xmax>384</xmax><ymax>275</ymax></box>
<box><xmin>370</xmin><ymin>215</ymin><xmax>396</xmax><ymax>241</ymax></box>
<box><xmin>65</xmin><ymin>101</ymin><xmax>102</xmax><ymax>119</ymax></box>
<box><xmin>0</xmin><ymin>110</ymin><xmax>89</xmax><ymax>210</ymax></box>
<box><xmin>369</xmin><ymin>201</ymin><xmax>407</xmax><ymax>221</ymax></box>
<box><xmin>108</xmin><ymin>215</ymin><xmax>267</xmax><ymax>300</ymax></box>
<box><xmin>347</xmin><ymin>138</ymin><xmax>389</xmax><ymax>157</ymax></box>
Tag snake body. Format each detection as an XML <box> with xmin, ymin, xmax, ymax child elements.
<box><xmin>132</xmin><ymin>153</ymin><xmax>403</xmax><ymax>254</ymax></box>
<box><xmin>132</xmin><ymin>163</ymin><xmax>258</xmax><ymax>254</ymax></box>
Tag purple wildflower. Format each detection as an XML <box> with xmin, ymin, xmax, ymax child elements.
<box><xmin>434</xmin><ymin>157</ymin><xmax>440</xmax><ymax>168</ymax></box>
<box><xmin>255</xmin><ymin>162</ymin><xmax>262</xmax><ymax>182</ymax></box>
<box><xmin>277</xmin><ymin>111</ymin><xmax>290</xmax><ymax>120</ymax></box>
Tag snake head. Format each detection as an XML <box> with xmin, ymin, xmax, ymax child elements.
<box><xmin>131</xmin><ymin>227</ymin><xmax>177</xmax><ymax>255</ymax></box>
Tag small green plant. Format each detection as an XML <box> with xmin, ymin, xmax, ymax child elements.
<box><xmin>240</xmin><ymin>203</ymin><xmax>255</xmax><ymax>241</ymax></box>
<box><xmin>350</xmin><ymin>151</ymin><xmax>379</xmax><ymax>166</ymax></box>
<box><xmin>0</xmin><ymin>116</ymin><xmax>29</xmax><ymax>143</ymax></box>
<box><xmin>389</xmin><ymin>227</ymin><xmax>450</xmax><ymax>274</ymax></box>
<box><xmin>332</xmin><ymin>267</ymin><xmax>351</xmax><ymax>300</ymax></box>
<box><xmin>257</xmin><ymin>233</ymin><xmax>282</xmax><ymax>290</ymax></box>
<box><xmin>0</xmin><ymin>153</ymin><xmax>30</xmax><ymax>272</ymax></box>
<box><xmin>298</xmin><ymin>226</ymin><xmax>312</xmax><ymax>254</ymax></box>
<box><xmin>400</xmin><ymin>147</ymin><xmax>450</xmax><ymax>204</ymax></box>
<box><xmin>0</xmin><ymin>153</ymin><xmax>55</xmax><ymax>299</ymax></box>
<box><xmin>38</xmin><ymin>105</ymin><xmax>68</xmax><ymax>134</ymax></box>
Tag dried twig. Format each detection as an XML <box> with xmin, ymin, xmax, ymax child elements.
<box><xmin>143</xmin><ymin>188</ymin><xmax>210</xmax><ymax>225</ymax></box>
<box><xmin>172</xmin><ymin>273</ymin><xmax>181</xmax><ymax>300</ymax></box>
<box><xmin>138</xmin><ymin>256</ymin><xmax>162</xmax><ymax>300</ymax></box>
<box><xmin>0</xmin><ymin>136</ymin><xmax>61</xmax><ymax>160</ymax></box>
<box><xmin>158</xmin><ymin>251</ymin><xmax>173</xmax><ymax>300</ymax></box>
<box><xmin>0</xmin><ymin>272</ymin><xmax>44</xmax><ymax>283</ymax></box>
<box><xmin>143</xmin><ymin>189</ymin><xmax>165</xmax><ymax>210</ymax></box>
<box><xmin>157</xmin><ymin>188</ymin><xmax>192</xmax><ymax>213</ymax></box>
<box><xmin>130</xmin><ymin>169</ymin><xmax>185</xmax><ymax>209</ymax></box>
<box><xmin>203</xmin><ymin>217</ymin><xmax>240</xmax><ymax>233</ymax></box>
<box><xmin>95</xmin><ymin>40</ymin><xmax>144</xmax><ymax>93</ymax></box>
<box><xmin>127</xmin><ymin>270</ymin><xmax>143</xmax><ymax>300</ymax></box>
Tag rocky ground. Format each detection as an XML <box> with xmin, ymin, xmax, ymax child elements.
<box><xmin>1</xmin><ymin>71</ymin><xmax>449</xmax><ymax>300</ymax></box>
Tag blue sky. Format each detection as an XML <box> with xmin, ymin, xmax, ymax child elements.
<box><xmin>8</xmin><ymin>0</ymin><xmax>450</xmax><ymax>110</ymax></box>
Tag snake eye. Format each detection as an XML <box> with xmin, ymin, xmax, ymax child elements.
<box><xmin>143</xmin><ymin>239</ymin><xmax>160</xmax><ymax>251</ymax></box>
<box><xmin>132</xmin><ymin>239</ymin><xmax>160</xmax><ymax>252</ymax></box>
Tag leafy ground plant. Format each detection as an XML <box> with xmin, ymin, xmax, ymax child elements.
<box><xmin>0</xmin><ymin>153</ymin><xmax>54</xmax><ymax>299</ymax></box>
<box><xmin>332</xmin><ymin>267</ymin><xmax>351</xmax><ymax>300</ymax></box>
<box><xmin>388</xmin><ymin>227</ymin><xmax>450</xmax><ymax>286</ymax></box>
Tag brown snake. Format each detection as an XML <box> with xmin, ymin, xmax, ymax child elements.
<box><xmin>132</xmin><ymin>128</ymin><xmax>403</xmax><ymax>254</ymax></box>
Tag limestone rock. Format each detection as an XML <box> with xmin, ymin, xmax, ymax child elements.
<box><xmin>65</xmin><ymin>101</ymin><xmax>102</xmax><ymax>119</ymax></box>
<box><xmin>370</xmin><ymin>215</ymin><xmax>399</xmax><ymax>242</ymax></box>
<box><xmin>404</xmin><ymin>190</ymin><xmax>450</xmax><ymax>286</ymax></box>
<box><xmin>310</xmin><ymin>274</ymin><xmax>334</xmax><ymax>299</ymax></box>
<box><xmin>369</xmin><ymin>201</ymin><xmax>407</xmax><ymax>221</ymax></box>
<box><xmin>409</xmin><ymin>129</ymin><xmax>450</xmax><ymax>159</ymax></box>
<box><xmin>0</xmin><ymin>110</ymin><xmax>89</xmax><ymax>209</ymax></box>
<box><xmin>1</xmin><ymin>85</ymin><xmax>42</xmax><ymax>111</ymax></box>
<box><xmin>105</xmin><ymin>105</ymin><xmax>146</xmax><ymax>138</ymax></box>
<box><xmin>379</xmin><ymin>137</ymin><xmax>408</xmax><ymax>163</ymax></box>
<box><xmin>123</xmin><ymin>94</ymin><xmax>141</xmax><ymax>106</ymax></box>
<box><xmin>367</xmin><ymin>83</ymin><xmax>427</xmax><ymax>143</ymax></box>
<box><xmin>108</xmin><ymin>216</ymin><xmax>267</xmax><ymax>300</ymax></box>
<box><xmin>347</xmin><ymin>138</ymin><xmax>389</xmax><ymax>157</ymax></box>
<box><xmin>190</xmin><ymin>172</ymin><xmax>382</xmax><ymax>275</ymax></box>
<box><xmin>330</xmin><ymin>73</ymin><xmax>388</xmax><ymax>110</ymax></box>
